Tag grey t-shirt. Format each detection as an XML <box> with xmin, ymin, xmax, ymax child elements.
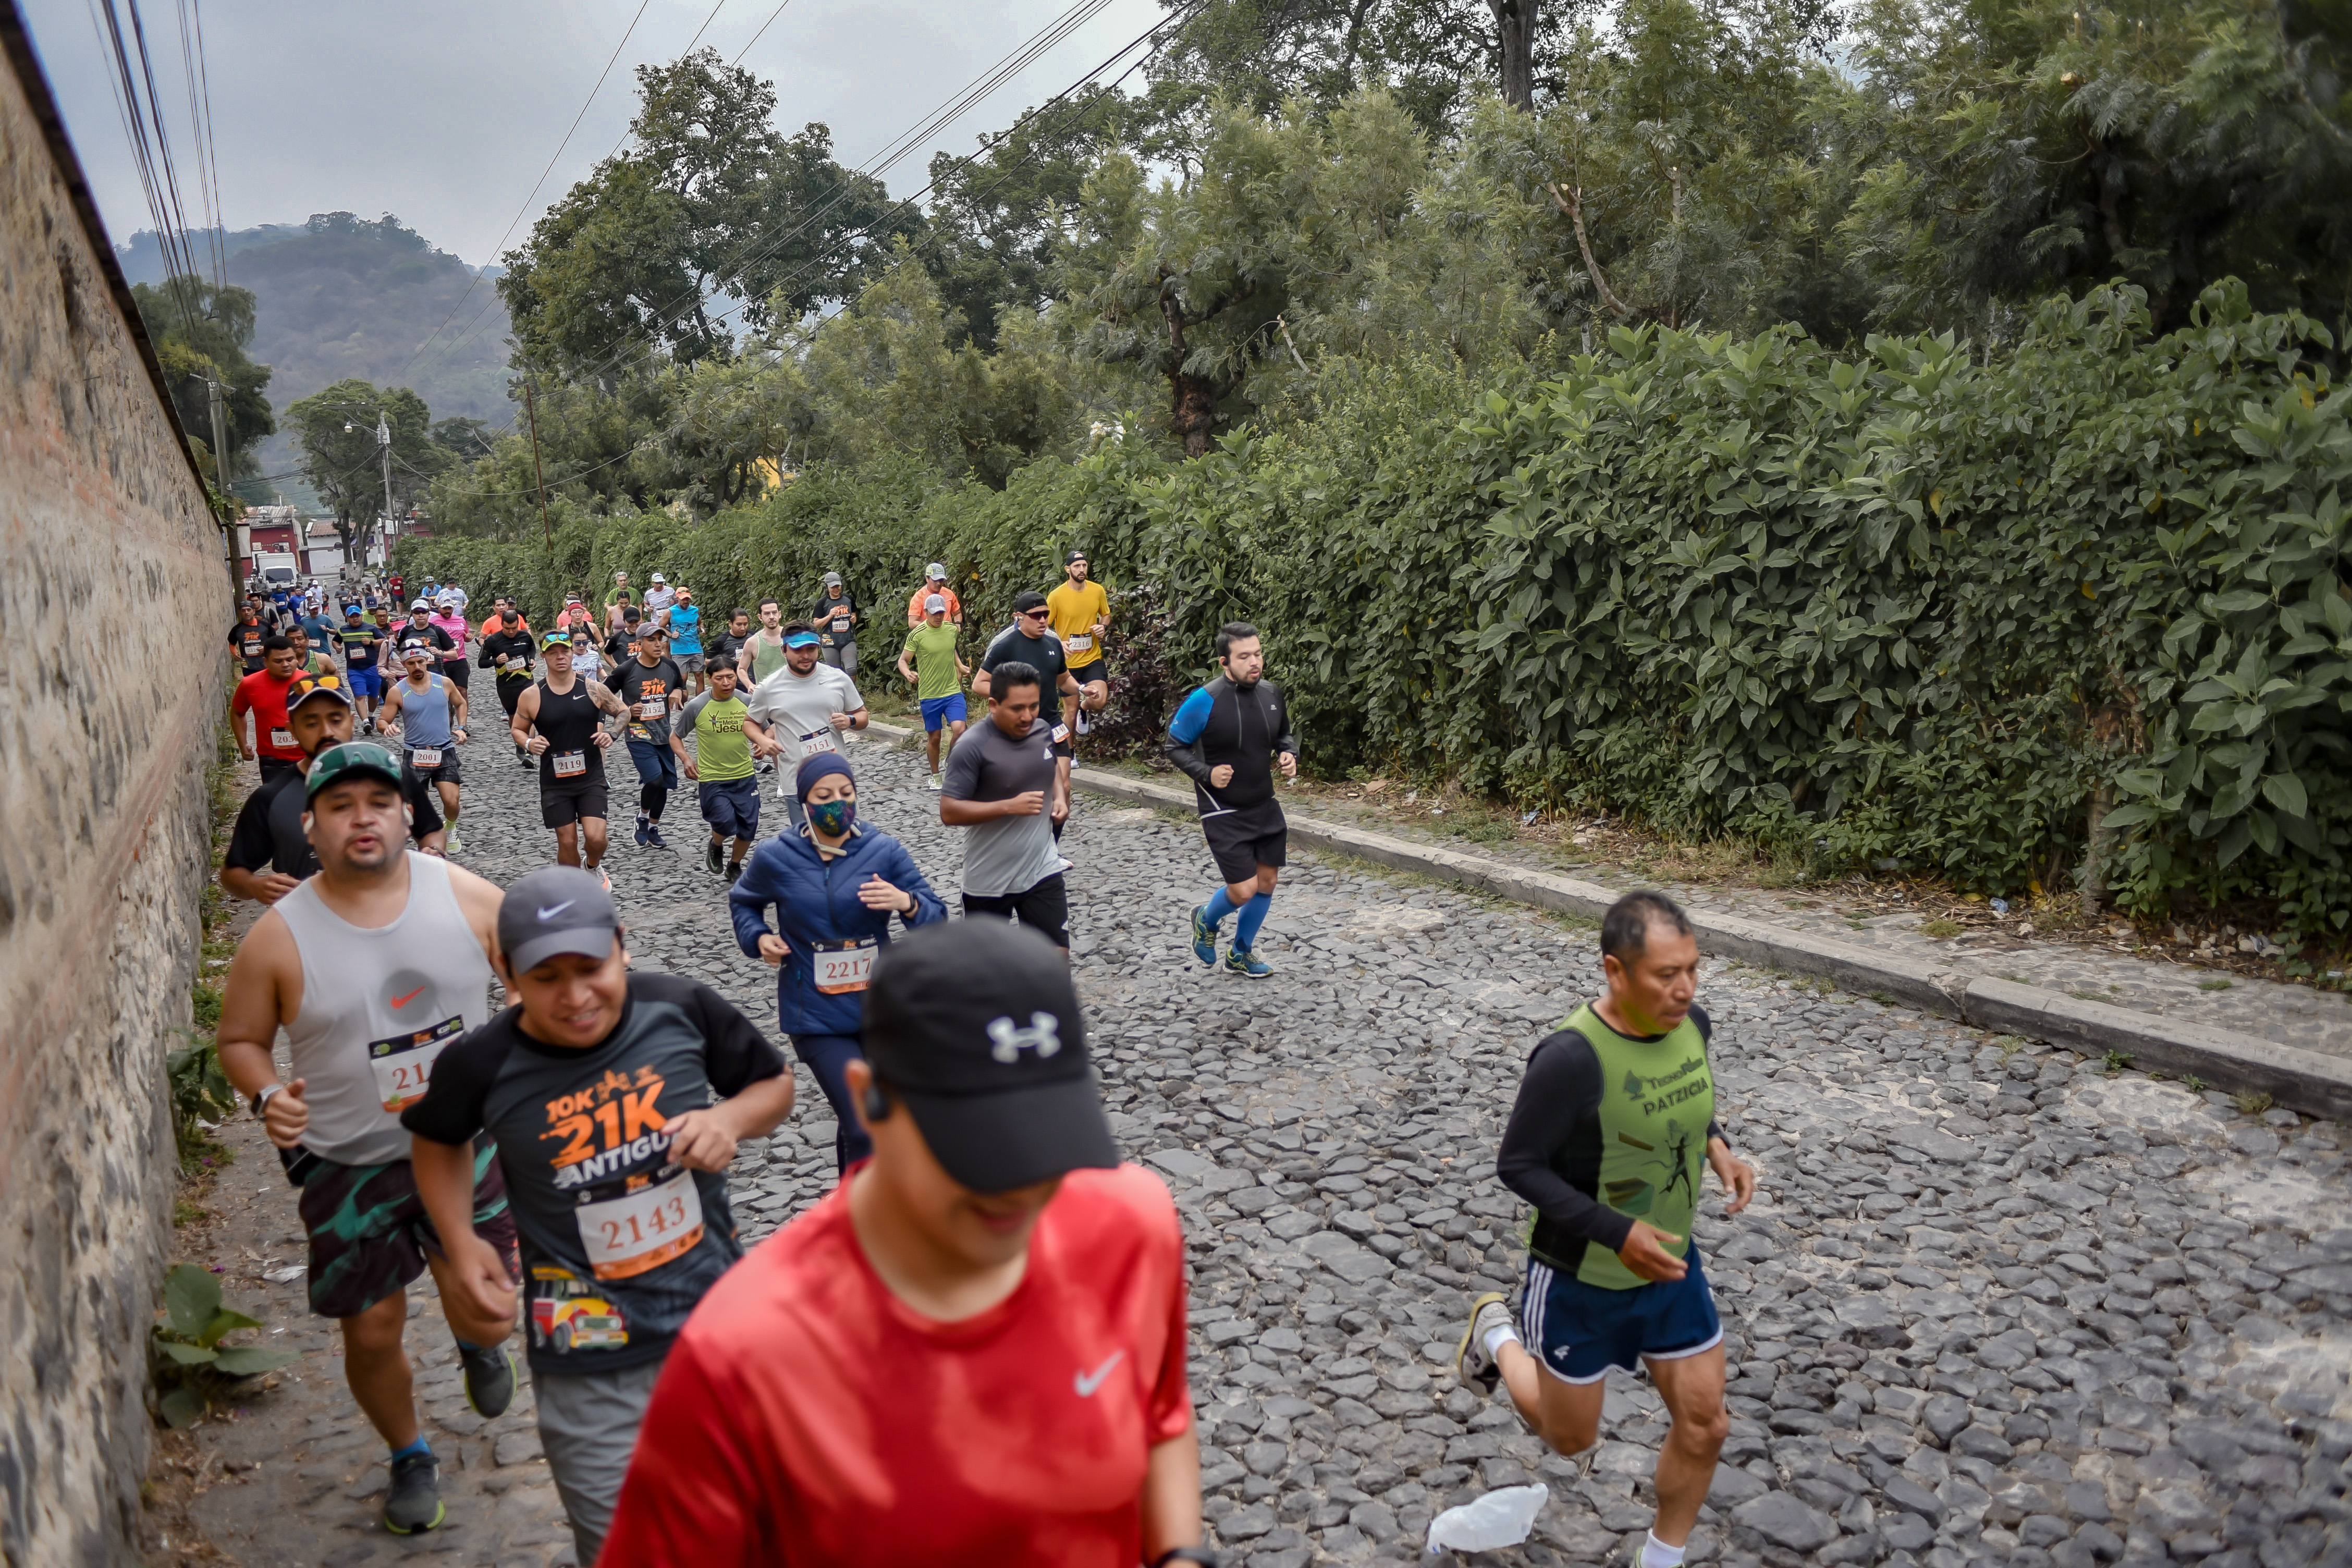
<box><xmin>941</xmin><ymin>715</ymin><xmax>1061</xmax><ymax>897</ymax></box>
<box><xmin>742</xmin><ymin>663</ymin><xmax>863</xmax><ymax>766</ymax></box>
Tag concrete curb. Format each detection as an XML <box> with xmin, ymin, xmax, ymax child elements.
<box><xmin>1059</xmin><ymin>765</ymin><xmax>2352</xmax><ymax>1122</ymax></box>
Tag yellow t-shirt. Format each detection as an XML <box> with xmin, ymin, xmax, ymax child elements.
<box><xmin>1046</xmin><ymin>580</ymin><xmax>1109</xmax><ymax>669</ymax></box>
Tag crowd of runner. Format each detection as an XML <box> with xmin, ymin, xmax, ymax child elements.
<box><xmin>216</xmin><ymin>559</ymin><xmax>1757</xmax><ymax>1568</ymax></box>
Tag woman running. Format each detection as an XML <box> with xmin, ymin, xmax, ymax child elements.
<box><xmin>728</xmin><ymin>753</ymin><xmax>945</xmax><ymax>1174</ymax></box>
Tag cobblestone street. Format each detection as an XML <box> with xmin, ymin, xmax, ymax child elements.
<box><xmin>168</xmin><ymin>728</ymin><xmax>2352</xmax><ymax>1568</ymax></box>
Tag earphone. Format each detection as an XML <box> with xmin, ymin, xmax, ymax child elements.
<box><xmin>862</xmin><ymin>1083</ymin><xmax>891</xmax><ymax>1122</ymax></box>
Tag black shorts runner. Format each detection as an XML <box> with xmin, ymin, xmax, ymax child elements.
<box><xmin>497</xmin><ymin>676</ymin><xmax>531</xmax><ymax>719</ymax></box>
<box><xmin>298</xmin><ymin>1139</ymin><xmax>517</xmax><ymax>1319</ymax></box>
<box><xmin>440</xmin><ymin>659</ymin><xmax>470</xmax><ymax>691</ymax></box>
<box><xmin>1205</xmin><ymin>805</ymin><xmax>1288</xmax><ymax>885</ymax></box>
<box><xmin>542</xmin><ymin>779</ymin><xmax>610</xmax><ymax>829</ymax></box>
<box><xmin>961</xmin><ymin>872</ymin><xmax>1069</xmax><ymax>949</ymax></box>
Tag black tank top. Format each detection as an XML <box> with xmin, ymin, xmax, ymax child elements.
<box><xmin>533</xmin><ymin>677</ymin><xmax>606</xmax><ymax>786</ymax></box>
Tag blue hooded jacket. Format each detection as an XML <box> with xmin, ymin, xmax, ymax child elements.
<box><xmin>728</xmin><ymin>822</ymin><xmax>946</xmax><ymax>1036</ymax></box>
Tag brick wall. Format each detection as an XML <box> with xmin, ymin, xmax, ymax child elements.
<box><xmin>0</xmin><ymin>14</ymin><xmax>231</xmax><ymax>1560</ymax></box>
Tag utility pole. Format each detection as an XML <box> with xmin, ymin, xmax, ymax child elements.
<box><xmin>206</xmin><ymin>372</ymin><xmax>238</xmax><ymax>591</ymax></box>
<box><xmin>524</xmin><ymin>378</ymin><xmax>557</xmax><ymax>606</ymax></box>
<box><xmin>377</xmin><ymin>411</ymin><xmax>394</xmax><ymax>574</ymax></box>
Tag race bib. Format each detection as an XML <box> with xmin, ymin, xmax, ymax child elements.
<box><xmin>796</xmin><ymin>726</ymin><xmax>839</xmax><ymax>758</ymax></box>
<box><xmin>269</xmin><ymin>728</ymin><xmax>295</xmax><ymax>749</ymax></box>
<box><xmin>811</xmin><ymin>937</ymin><xmax>878</xmax><ymax>995</ymax></box>
<box><xmin>1050</xmin><ymin>723</ymin><xmax>1071</xmax><ymax>744</ymax></box>
<box><xmin>574</xmin><ymin>1168</ymin><xmax>704</xmax><ymax>1281</ymax></box>
<box><xmin>638</xmin><ymin>698</ymin><xmax>666</xmax><ymax>719</ymax></box>
<box><xmin>553</xmin><ymin>749</ymin><xmax>587</xmax><ymax>778</ymax></box>
<box><xmin>1064</xmin><ymin>634</ymin><xmax>1093</xmax><ymax>653</ymax></box>
<box><xmin>370</xmin><ymin>1016</ymin><xmax>461</xmax><ymax>1113</ymax></box>
<box><xmin>831</xmin><ymin>616</ymin><xmax>850</xmax><ymax>632</ymax></box>
<box><xmin>409</xmin><ymin>747</ymin><xmax>442</xmax><ymax>769</ymax></box>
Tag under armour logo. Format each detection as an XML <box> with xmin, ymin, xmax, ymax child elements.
<box><xmin>987</xmin><ymin>1013</ymin><xmax>1063</xmax><ymax>1064</ymax></box>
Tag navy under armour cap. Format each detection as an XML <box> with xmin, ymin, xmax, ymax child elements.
<box><xmin>500</xmin><ymin>865</ymin><xmax>619</xmax><ymax>975</ymax></box>
<box><xmin>863</xmin><ymin>921</ymin><xmax>1119</xmax><ymax>1192</ymax></box>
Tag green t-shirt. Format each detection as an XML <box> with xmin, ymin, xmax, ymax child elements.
<box><xmin>901</xmin><ymin>621</ymin><xmax>963</xmax><ymax>700</ymax></box>
<box><xmin>680</xmin><ymin>691</ymin><xmax>754</xmax><ymax>782</ymax></box>
<box><xmin>1556</xmin><ymin>1002</ymin><xmax>1715</xmax><ymax>1290</ymax></box>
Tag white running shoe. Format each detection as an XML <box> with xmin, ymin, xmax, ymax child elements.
<box><xmin>926</xmin><ymin>773</ymin><xmax>943</xmax><ymax>791</ymax></box>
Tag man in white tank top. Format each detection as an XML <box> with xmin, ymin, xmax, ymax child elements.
<box><xmin>216</xmin><ymin>741</ymin><xmax>516</xmax><ymax>1538</ymax></box>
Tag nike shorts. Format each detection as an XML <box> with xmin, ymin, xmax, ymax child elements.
<box><xmin>542</xmin><ymin>779</ymin><xmax>610</xmax><ymax>829</ymax></box>
<box><xmin>1520</xmin><ymin>1246</ymin><xmax>1722</xmax><ymax>1384</ymax></box>
<box><xmin>298</xmin><ymin>1140</ymin><xmax>517</xmax><ymax>1320</ymax></box>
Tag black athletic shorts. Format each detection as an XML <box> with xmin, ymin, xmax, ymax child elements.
<box><xmin>440</xmin><ymin>659</ymin><xmax>470</xmax><ymax>691</ymax></box>
<box><xmin>1204</xmin><ymin>806</ymin><xmax>1287</xmax><ymax>885</ymax></box>
<box><xmin>542</xmin><ymin>779</ymin><xmax>610</xmax><ymax>828</ymax></box>
<box><xmin>962</xmin><ymin>872</ymin><xmax>1069</xmax><ymax>949</ymax></box>
<box><xmin>497</xmin><ymin>675</ymin><xmax>530</xmax><ymax>719</ymax></box>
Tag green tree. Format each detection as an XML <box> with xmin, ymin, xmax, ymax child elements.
<box><xmin>500</xmin><ymin>50</ymin><xmax>921</xmax><ymax>375</ymax></box>
<box><xmin>130</xmin><ymin>276</ymin><xmax>275</xmax><ymax>489</ymax></box>
<box><xmin>286</xmin><ymin>380</ymin><xmax>445</xmax><ymax>558</ymax></box>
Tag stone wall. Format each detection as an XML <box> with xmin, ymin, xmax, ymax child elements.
<box><xmin>0</xmin><ymin>13</ymin><xmax>232</xmax><ymax>1561</ymax></box>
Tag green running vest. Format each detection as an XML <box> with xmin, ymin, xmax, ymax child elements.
<box><xmin>1554</xmin><ymin>1003</ymin><xmax>1716</xmax><ymax>1290</ymax></box>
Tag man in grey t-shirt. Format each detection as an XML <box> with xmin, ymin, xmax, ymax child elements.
<box><xmin>742</xmin><ymin>621</ymin><xmax>867</xmax><ymax>832</ymax></box>
<box><xmin>939</xmin><ymin>660</ymin><xmax>1070</xmax><ymax>952</ymax></box>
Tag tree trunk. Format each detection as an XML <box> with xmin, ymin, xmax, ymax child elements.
<box><xmin>1489</xmin><ymin>0</ymin><xmax>1538</xmax><ymax>111</ymax></box>
<box><xmin>1170</xmin><ymin>372</ymin><xmax>1221</xmax><ymax>458</ymax></box>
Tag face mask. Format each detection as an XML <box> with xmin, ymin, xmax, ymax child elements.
<box><xmin>806</xmin><ymin>797</ymin><xmax>854</xmax><ymax>837</ymax></box>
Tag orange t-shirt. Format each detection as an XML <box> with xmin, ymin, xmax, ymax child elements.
<box><xmin>908</xmin><ymin>585</ymin><xmax>963</xmax><ymax>626</ymax></box>
<box><xmin>599</xmin><ymin>1163</ymin><xmax>1192</xmax><ymax>1567</ymax></box>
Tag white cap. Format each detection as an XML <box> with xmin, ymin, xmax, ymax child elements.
<box><xmin>926</xmin><ymin>594</ymin><xmax>947</xmax><ymax>614</ymax></box>
<box><xmin>410</xmin><ymin>598</ymin><xmax>431</xmax><ymax>610</ymax></box>
<box><xmin>651</xmin><ymin>571</ymin><xmax>666</xmax><ymax>583</ymax></box>
<box><xmin>927</xmin><ymin>562</ymin><xmax>946</xmax><ymax>580</ymax></box>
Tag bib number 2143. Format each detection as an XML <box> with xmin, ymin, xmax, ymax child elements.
<box><xmin>574</xmin><ymin>1168</ymin><xmax>704</xmax><ymax>1281</ymax></box>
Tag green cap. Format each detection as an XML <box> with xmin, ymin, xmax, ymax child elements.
<box><xmin>304</xmin><ymin>741</ymin><xmax>405</xmax><ymax>800</ymax></box>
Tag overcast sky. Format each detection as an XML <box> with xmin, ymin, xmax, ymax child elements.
<box><xmin>19</xmin><ymin>0</ymin><xmax>1163</xmax><ymax>269</ymax></box>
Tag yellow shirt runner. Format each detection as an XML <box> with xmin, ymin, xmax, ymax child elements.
<box><xmin>1046</xmin><ymin>580</ymin><xmax>1109</xmax><ymax>672</ymax></box>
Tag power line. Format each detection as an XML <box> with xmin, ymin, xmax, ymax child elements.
<box><xmin>392</xmin><ymin>0</ymin><xmax>657</xmax><ymax>387</ymax></box>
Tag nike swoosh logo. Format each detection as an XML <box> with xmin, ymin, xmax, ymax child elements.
<box><xmin>536</xmin><ymin>900</ymin><xmax>577</xmax><ymax>920</ymax></box>
<box><xmin>1074</xmin><ymin>1350</ymin><xmax>1124</xmax><ymax>1398</ymax></box>
<box><xmin>388</xmin><ymin>986</ymin><xmax>426</xmax><ymax>1009</ymax></box>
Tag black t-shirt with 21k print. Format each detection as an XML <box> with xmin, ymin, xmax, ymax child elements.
<box><xmin>401</xmin><ymin>972</ymin><xmax>786</xmax><ymax>1374</ymax></box>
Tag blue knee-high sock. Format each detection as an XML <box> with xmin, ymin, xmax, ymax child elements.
<box><xmin>1203</xmin><ymin>886</ymin><xmax>1240</xmax><ymax>928</ymax></box>
<box><xmin>1235</xmin><ymin>891</ymin><xmax>1272</xmax><ymax>950</ymax></box>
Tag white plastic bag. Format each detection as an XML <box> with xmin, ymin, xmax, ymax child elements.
<box><xmin>1423</xmin><ymin>1482</ymin><xmax>1548</xmax><ymax>1554</ymax></box>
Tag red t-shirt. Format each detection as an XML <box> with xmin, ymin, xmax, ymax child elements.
<box><xmin>598</xmin><ymin>1163</ymin><xmax>1192</xmax><ymax>1567</ymax></box>
<box><xmin>232</xmin><ymin>668</ymin><xmax>302</xmax><ymax>762</ymax></box>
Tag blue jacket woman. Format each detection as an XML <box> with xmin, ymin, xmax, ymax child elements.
<box><xmin>729</xmin><ymin>753</ymin><xmax>944</xmax><ymax>1170</ymax></box>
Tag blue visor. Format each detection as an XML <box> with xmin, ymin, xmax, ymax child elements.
<box><xmin>783</xmin><ymin>631</ymin><xmax>821</xmax><ymax>649</ymax></box>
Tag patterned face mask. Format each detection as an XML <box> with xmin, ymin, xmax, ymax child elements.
<box><xmin>806</xmin><ymin>798</ymin><xmax>854</xmax><ymax>837</ymax></box>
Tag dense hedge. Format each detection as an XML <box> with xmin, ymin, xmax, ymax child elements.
<box><xmin>402</xmin><ymin>282</ymin><xmax>2351</xmax><ymax>938</ymax></box>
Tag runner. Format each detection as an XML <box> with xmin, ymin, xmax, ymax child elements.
<box><xmin>402</xmin><ymin>866</ymin><xmax>793</xmax><ymax>1567</ymax></box>
<box><xmin>429</xmin><ymin>597</ymin><xmax>473</xmax><ymax>701</ymax></box>
<box><xmin>1047</xmin><ymin>548</ymin><xmax>1111</xmax><ymax>734</ymax></box>
<box><xmin>666</xmin><ymin>585</ymin><xmax>706</xmax><ymax>696</ymax></box>
<box><xmin>228</xmin><ymin>597</ymin><xmax>271</xmax><ymax>675</ymax></box>
<box><xmin>1167</xmin><ymin>622</ymin><xmax>1297</xmax><ymax>979</ymax></box>
<box><xmin>642</xmin><ymin>571</ymin><xmax>677</xmax><ymax>632</ymax></box>
<box><xmin>596</xmin><ymin>920</ymin><xmax>1205</xmax><ymax>1566</ymax></box>
<box><xmin>285</xmin><ymin>621</ymin><xmax>337</xmax><ymax>680</ymax></box>
<box><xmin>606</xmin><ymin>589</ymin><xmax>636</xmax><ymax>640</ymax></box>
<box><xmin>395</xmin><ymin>599</ymin><xmax>457</xmax><ymax>670</ymax></box>
<box><xmin>569</xmin><ymin>627</ymin><xmax>606</xmax><ymax>686</ymax></box>
<box><xmin>904</xmin><ymin>562</ymin><xmax>962</xmax><ymax>628</ymax></box>
<box><xmin>670</xmin><ymin>662</ymin><xmax>758</xmax><ymax>881</ymax></box>
<box><xmin>555</xmin><ymin>593</ymin><xmax>596</xmax><ymax>637</ymax></box>
<box><xmin>1458</xmin><ymin>891</ymin><xmax>1756</xmax><ymax>1568</ymax></box>
<box><xmin>611</xmin><ymin>621</ymin><xmax>687</xmax><ymax>851</ymax></box>
<box><xmin>730</xmin><ymin>752</ymin><xmax>945</xmax><ymax>1174</ymax></box>
<box><xmin>214</xmin><ymin>741</ymin><xmax>516</xmax><ymax>1537</ymax></box>
<box><xmin>509</xmin><ymin>632</ymin><xmax>631</xmax><ymax>879</ymax></box>
<box><xmin>940</xmin><ymin>662</ymin><xmax>1070</xmax><ymax>956</ymax></box>
<box><xmin>232</xmin><ymin>637</ymin><xmax>306</xmax><ymax>781</ymax></box>
<box><xmin>604</xmin><ymin>605</ymin><xmax>644</xmax><ymax>674</ymax></box>
<box><xmin>810</xmin><ymin>570</ymin><xmax>859</xmax><ymax>677</ymax></box>
<box><xmin>381</xmin><ymin>645</ymin><xmax>470</xmax><ymax>856</ymax></box>
<box><xmin>477</xmin><ymin>597</ymin><xmax>539</xmax><ymax>767</ymax></box>
<box><xmin>299</xmin><ymin>597</ymin><xmax>336</xmax><ymax>657</ymax></box>
<box><xmin>220</xmin><ymin>673</ymin><xmax>445</xmax><ymax>904</ymax></box>
<box><xmin>974</xmin><ymin>591</ymin><xmax>1082</xmax><ymax>839</ymax></box>
<box><xmin>708</xmin><ymin>606</ymin><xmax>751</xmax><ymax>685</ymax></box>
<box><xmin>741</xmin><ymin>620</ymin><xmax>866</xmax><ymax>836</ymax></box>
<box><xmin>737</xmin><ymin>597</ymin><xmax>790</xmax><ymax>688</ymax></box>
<box><xmin>897</xmin><ymin>593</ymin><xmax>970</xmax><ymax>789</ymax></box>
<box><xmin>437</xmin><ymin>580</ymin><xmax>470</xmax><ymax>617</ymax></box>
<box><xmin>604</xmin><ymin>570</ymin><xmax>632</xmax><ymax>625</ymax></box>
<box><xmin>335</xmin><ymin>603</ymin><xmax>387</xmax><ymax>735</ymax></box>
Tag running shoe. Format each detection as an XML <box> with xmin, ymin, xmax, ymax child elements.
<box><xmin>646</xmin><ymin>823</ymin><xmax>668</xmax><ymax>850</ymax></box>
<box><xmin>634</xmin><ymin>814</ymin><xmax>651</xmax><ymax>847</ymax></box>
<box><xmin>1455</xmin><ymin>1291</ymin><xmax>1513</xmax><ymax>1395</ymax></box>
<box><xmin>382</xmin><ymin>1450</ymin><xmax>445</xmax><ymax>1534</ymax></box>
<box><xmin>1224</xmin><ymin>945</ymin><xmax>1273</xmax><ymax>979</ymax></box>
<box><xmin>597</xmin><ymin>867</ymin><xmax>612</xmax><ymax>893</ymax></box>
<box><xmin>705</xmin><ymin>840</ymin><xmax>725</xmax><ymax>875</ymax></box>
<box><xmin>926</xmin><ymin>772</ymin><xmax>944</xmax><ymax>791</ymax></box>
<box><xmin>516</xmin><ymin>744</ymin><xmax>532</xmax><ymax>768</ymax></box>
<box><xmin>726</xmin><ymin>862</ymin><xmax>743</xmax><ymax>884</ymax></box>
<box><xmin>459</xmin><ymin>1342</ymin><xmax>516</xmax><ymax>1419</ymax></box>
<box><xmin>1189</xmin><ymin>905</ymin><xmax>1219</xmax><ymax>967</ymax></box>
<box><xmin>443</xmin><ymin>826</ymin><xmax>462</xmax><ymax>855</ymax></box>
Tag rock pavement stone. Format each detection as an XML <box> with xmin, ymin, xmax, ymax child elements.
<box><xmin>162</xmin><ymin>729</ymin><xmax>2352</xmax><ymax>1565</ymax></box>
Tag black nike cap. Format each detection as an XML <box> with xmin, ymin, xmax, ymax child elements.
<box><xmin>862</xmin><ymin>921</ymin><xmax>1119</xmax><ymax>1194</ymax></box>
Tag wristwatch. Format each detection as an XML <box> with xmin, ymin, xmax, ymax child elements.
<box><xmin>1152</xmin><ymin>1551</ymin><xmax>1218</xmax><ymax>1568</ymax></box>
<box><xmin>251</xmin><ymin>1083</ymin><xmax>286</xmax><ymax>1118</ymax></box>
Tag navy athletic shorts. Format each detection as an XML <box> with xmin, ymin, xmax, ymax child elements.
<box><xmin>1520</xmin><ymin>1245</ymin><xmax>1722</xmax><ymax>1383</ymax></box>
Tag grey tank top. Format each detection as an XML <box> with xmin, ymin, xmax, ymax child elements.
<box><xmin>275</xmin><ymin>852</ymin><xmax>493</xmax><ymax>1165</ymax></box>
<box><xmin>398</xmin><ymin>673</ymin><xmax>454</xmax><ymax>749</ymax></box>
